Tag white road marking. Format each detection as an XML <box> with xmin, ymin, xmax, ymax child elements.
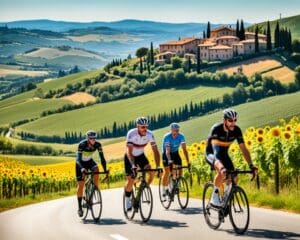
<box><xmin>110</xmin><ymin>234</ymin><xmax>129</xmax><ymax>240</ymax></box>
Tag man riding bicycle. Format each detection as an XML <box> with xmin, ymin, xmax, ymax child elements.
<box><xmin>161</xmin><ymin>123</ymin><xmax>190</xmax><ymax>199</ymax></box>
<box><xmin>205</xmin><ymin>109</ymin><xmax>257</xmax><ymax>207</ymax></box>
<box><xmin>124</xmin><ymin>117</ymin><xmax>160</xmax><ymax>211</ymax></box>
<box><xmin>76</xmin><ymin>130</ymin><xmax>108</xmax><ymax>217</ymax></box>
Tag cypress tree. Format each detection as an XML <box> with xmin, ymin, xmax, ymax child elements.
<box><xmin>150</xmin><ymin>42</ymin><xmax>154</xmax><ymax>65</ymax></box>
<box><xmin>240</xmin><ymin>19</ymin><xmax>245</xmax><ymax>40</ymax></box>
<box><xmin>274</xmin><ymin>21</ymin><xmax>280</xmax><ymax>48</ymax></box>
<box><xmin>207</xmin><ymin>21</ymin><xmax>211</xmax><ymax>38</ymax></box>
<box><xmin>266</xmin><ymin>20</ymin><xmax>272</xmax><ymax>50</ymax></box>
<box><xmin>236</xmin><ymin>19</ymin><xmax>240</xmax><ymax>39</ymax></box>
<box><xmin>196</xmin><ymin>46</ymin><xmax>201</xmax><ymax>74</ymax></box>
<box><xmin>255</xmin><ymin>25</ymin><xmax>259</xmax><ymax>53</ymax></box>
<box><xmin>203</xmin><ymin>30</ymin><xmax>206</xmax><ymax>39</ymax></box>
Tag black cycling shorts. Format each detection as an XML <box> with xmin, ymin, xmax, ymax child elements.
<box><xmin>76</xmin><ymin>159</ymin><xmax>98</xmax><ymax>181</ymax></box>
<box><xmin>124</xmin><ymin>153</ymin><xmax>149</xmax><ymax>176</ymax></box>
<box><xmin>205</xmin><ymin>153</ymin><xmax>234</xmax><ymax>171</ymax></box>
<box><xmin>162</xmin><ymin>151</ymin><xmax>182</xmax><ymax>167</ymax></box>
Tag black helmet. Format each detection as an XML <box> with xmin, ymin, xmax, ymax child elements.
<box><xmin>223</xmin><ymin>109</ymin><xmax>238</xmax><ymax>119</ymax></box>
<box><xmin>135</xmin><ymin>117</ymin><xmax>149</xmax><ymax>126</ymax></box>
<box><xmin>86</xmin><ymin>130</ymin><xmax>97</xmax><ymax>139</ymax></box>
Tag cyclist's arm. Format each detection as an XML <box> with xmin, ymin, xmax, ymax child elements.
<box><xmin>126</xmin><ymin>144</ymin><xmax>136</xmax><ymax>167</ymax></box>
<box><xmin>76</xmin><ymin>151</ymin><xmax>83</xmax><ymax>169</ymax></box>
<box><xmin>98</xmin><ymin>143</ymin><xmax>107</xmax><ymax>172</ymax></box>
<box><xmin>238</xmin><ymin>143</ymin><xmax>252</xmax><ymax>166</ymax></box>
<box><xmin>165</xmin><ymin>144</ymin><xmax>172</xmax><ymax>162</ymax></box>
<box><xmin>151</xmin><ymin>144</ymin><xmax>160</xmax><ymax>168</ymax></box>
<box><xmin>181</xmin><ymin>142</ymin><xmax>190</xmax><ymax>164</ymax></box>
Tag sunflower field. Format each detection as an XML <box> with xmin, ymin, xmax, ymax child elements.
<box><xmin>1</xmin><ymin>116</ymin><xmax>300</xmax><ymax>200</ymax></box>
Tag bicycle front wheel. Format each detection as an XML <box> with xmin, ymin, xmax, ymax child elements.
<box><xmin>177</xmin><ymin>177</ymin><xmax>189</xmax><ymax>209</ymax></box>
<box><xmin>139</xmin><ymin>185</ymin><xmax>153</xmax><ymax>222</ymax></box>
<box><xmin>229</xmin><ymin>186</ymin><xmax>250</xmax><ymax>234</ymax></box>
<box><xmin>80</xmin><ymin>189</ymin><xmax>89</xmax><ymax>220</ymax></box>
<box><xmin>91</xmin><ymin>187</ymin><xmax>102</xmax><ymax>222</ymax></box>
<box><xmin>158</xmin><ymin>177</ymin><xmax>172</xmax><ymax>209</ymax></box>
<box><xmin>202</xmin><ymin>182</ymin><xmax>222</xmax><ymax>230</ymax></box>
<box><xmin>123</xmin><ymin>189</ymin><xmax>135</xmax><ymax>220</ymax></box>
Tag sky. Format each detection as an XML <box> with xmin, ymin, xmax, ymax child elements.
<box><xmin>0</xmin><ymin>0</ymin><xmax>299</xmax><ymax>23</ymax></box>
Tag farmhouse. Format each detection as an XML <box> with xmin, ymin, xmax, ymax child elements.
<box><xmin>158</xmin><ymin>26</ymin><xmax>267</xmax><ymax>63</ymax></box>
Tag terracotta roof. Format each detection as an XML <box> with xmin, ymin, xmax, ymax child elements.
<box><xmin>199</xmin><ymin>42</ymin><xmax>216</xmax><ymax>47</ymax></box>
<box><xmin>216</xmin><ymin>36</ymin><xmax>239</xmax><ymax>40</ymax></box>
<box><xmin>211</xmin><ymin>26</ymin><xmax>235</xmax><ymax>32</ymax></box>
<box><xmin>209</xmin><ymin>45</ymin><xmax>232</xmax><ymax>50</ymax></box>
<box><xmin>241</xmin><ymin>39</ymin><xmax>267</xmax><ymax>43</ymax></box>
<box><xmin>160</xmin><ymin>37</ymin><xmax>199</xmax><ymax>46</ymax></box>
<box><xmin>245</xmin><ymin>32</ymin><xmax>267</xmax><ymax>37</ymax></box>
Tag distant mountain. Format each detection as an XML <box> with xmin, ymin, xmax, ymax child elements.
<box><xmin>247</xmin><ymin>14</ymin><xmax>300</xmax><ymax>40</ymax></box>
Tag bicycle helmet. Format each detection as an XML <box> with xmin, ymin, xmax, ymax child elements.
<box><xmin>86</xmin><ymin>130</ymin><xmax>97</xmax><ymax>139</ymax></box>
<box><xmin>170</xmin><ymin>122</ymin><xmax>180</xmax><ymax>130</ymax></box>
<box><xmin>223</xmin><ymin>109</ymin><xmax>238</xmax><ymax>119</ymax></box>
<box><xmin>135</xmin><ymin>117</ymin><xmax>149</xmax><ymax>126</ymax></box>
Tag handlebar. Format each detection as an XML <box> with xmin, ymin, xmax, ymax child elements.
<box><xmin>226</xmin><ymin>169</ymin><xmax>260</xmax><ymax>189</ymax></box>
<box><xmin>137</xmin><ymin>168</ymin><xmax>163</xmax><ymax>173</ymax></box>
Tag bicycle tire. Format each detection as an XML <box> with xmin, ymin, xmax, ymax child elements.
<box><xmin>202</xmin><ymin>182</ymin><xmax>222</xmax><ymax>229</ymax></box>
<box><xmin>80</xmin><ymin>188</ymin><xmax>89</xmax><ymax>220</ymax></box>
<box><xmin>229</xmin><ymin>186</ymin><xmax>250</xmax><ymax>234</ymax></box>
<box><xmin>91</xmin><ymin>187</ymin><xmax>102</xmax><ymax>222</ymax></box>
<box><xmin>158</xmin><ymin>177</ymin><xmax>172</xmax><ymax>209</ymax></box>
<box><xmin>177</xmin><ymin>177</ymin><xmax>189</xmax><ymax>209</ymax></box>
<box><xmin>123</xmin><ymin>189</ymin><xmax>135</xmax><ymax>220</ymax></box>
<box><xmin>139</xmin><ymin>185</ymin><xmax>153</xmax><ymax>222</ymax></box>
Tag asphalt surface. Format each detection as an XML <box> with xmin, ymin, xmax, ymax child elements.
<box><xmin>1</xmin><ymin>187</ymin><xmax>300</xmax><ymax>240</ymax></box>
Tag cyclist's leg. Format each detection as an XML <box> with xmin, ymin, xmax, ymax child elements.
<box><xmin>162</xmin><ymin>153</ymin><xmax>170</xmax><ymax>187</ymax></box>
<box><xmin>76</xmin><ymin>162</ymin><xmax>85</xmax><ymax>211</ymax></box>
<box><xmin>124</xmin><ymin>154</ymin><xmax>135</xmax><ymax>192</ymax></box>
<box><xmin>172</xmin><ymin>152</ymin><xmax>182</xmax><ymax>177</ymax></box>
<box><xmin>89</xmin><ymin>160</ymin><xmax>99</xmax><ymax>188</ymax></box>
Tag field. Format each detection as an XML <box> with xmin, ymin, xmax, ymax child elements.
<box><xmin>262</xmin><ymin>66</ymin><xmax>296</xmax><ymax>83</ymax></box>
<box><xmin>23</xmin><ymin>47</ymin><xmax>104</xmax><ymax>60</ymax></box>
<box><xmin>17</xmin><ymin>85</ymin><xmax>234</xmax><ymax>136</ymax></box>
<box><xmin>218</xmin><ymin>56</ymin><xmax>295</xmax><ymax>83</ymax></box>
<box><xmin>62</xmin><ymin>92</ymin><xmax>96</xmax><ymax>104</ymax></box>
<box><xmin>0</xmin><ymin>98</ymin><xmax>72</xmax><ymax>126</ymax></box>
<box><xmin>0</xmin><ymin>64</ymin><xmax>48</xmax><ymax>77</ymax></box>
<box><xmin>67</xmin><ymin>34</ymin><xmax>141</xmax><ymax>43</ymax></box>
<box><xmin>0</xmin><ymin>154</ymin><xmax>74</xmax><ymax>165</ymax></box>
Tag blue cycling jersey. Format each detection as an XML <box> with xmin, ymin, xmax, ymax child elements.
<box><xmin>162</xmin><ymin>132</ymin><xmax>186</xmax><ymax>153</ymax></box>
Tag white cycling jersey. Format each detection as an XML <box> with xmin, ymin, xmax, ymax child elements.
<box><xmin>126</xmin><ymin>128</ymin><xmax>156</xmax><ymax>157</ymax></box>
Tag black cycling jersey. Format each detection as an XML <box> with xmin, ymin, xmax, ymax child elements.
<box><xmin>76</xmin><ymin>139</ymin><xmax>107</xmax><ymax>171</ymax></box>
<box><xmin>205</xmin><ymin>123</ymin><xmax>244</xmax><ymax>169</ymax></box>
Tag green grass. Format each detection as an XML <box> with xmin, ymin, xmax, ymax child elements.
<box><xmin>0</xmin><ymin>154</ymin><xmax>74</xmax><ymax>165</ymax></box>
<box><xmin>247</xmin><ymin>14</ymin><xmax>300</xmax><ymax>40</ymax></box>
<box><xmin>153</xmin><ymin>91</ymin><xmax>300</xmax><ymax>147</ymax></box>
<box><xmin>17</xmin><ymin>85</ymin><xmax>233</xmax><ymax>136</ymax></box>
<box><xmin>0</xmin><ymin>98</ymin><xmax>71</xmax><ymax>126</ymax></box>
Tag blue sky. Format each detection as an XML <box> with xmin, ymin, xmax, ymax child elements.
<box><xmin>0</xmin><ymin>0</ymin><xmax>299</xmax><ymax>23</ymax></box>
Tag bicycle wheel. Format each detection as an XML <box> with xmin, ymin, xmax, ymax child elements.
<box><xmin>80</xmin><ymin>189</ymin><xmax>89</xmax><ymax>220</ymax></box>
<box><xmin>91</xmin><ymin>187</ymin><xmax>102</xmax><ymax>222</ymax></box>
<box><xmin>139</xmin><ymin>185</ymin><xmax>153</xmax><ymax>222</ymax></box>
<box><xmin>177</xmin><ymin>177</ymin><xmax>189</xmax><ymax>209</ymax></box>
<box><xmin>229</xmin><ymin>186</ymin><xmax>250</xmax><ymax>234</ymax></box>
<box><xmin>123</xmin><ymin>189</ymin><xmax>135</xmax><ymax>220</ymax></box>
<box><xmin>158</xmin><ymin>177</ymin><xmax>172</xmax><ymax>209</ymax></box>
<box><xmin>202</xmin><ymin>182</ymin><xmax>222</xmax><ymax>229</ymax></box>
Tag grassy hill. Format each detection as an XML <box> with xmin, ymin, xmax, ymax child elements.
<box><xmin>247</xmin><ymin>14</ymin><xmax>300</xmax><ymax>40</ymax></box>
<box><xmin>16</xmin><ymin>85</ymin><xmax>233</xmax><ymax>136</ymax></box>
<box><xmin>153</xmin><ymin>91</ymin><xmax>300</xmax><ymax>146</ymax></box>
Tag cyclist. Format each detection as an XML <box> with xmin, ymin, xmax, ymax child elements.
<box><xmin>205</xmin><ymin>109</ymin><xmax>257</xmax><ymax>207</ymax></box>
<box><xmin>161</xmin><ymin>123</ymin><xmax>190</xmax><ymax>199</ymax></box>
<box><xmin>124</xmin><ymin>117</ymin><xmax>160</xmax><ymax>211</ymax></box>
<box><xmin>76</xmin><ymin>130</ymin><xmax>107</xmax><ymax>217</ymax></box>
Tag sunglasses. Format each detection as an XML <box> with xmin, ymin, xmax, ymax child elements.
<box><xmin>139</xmin><ymin>126</ymin><xmax>148</xmax><ymax>129</ymax></box>
<box><xmin>227</xmin><ymin>118</ymin><xmax>237</xmax><ymax>123</ymax></box>
<box><xmin>88</xmin><ymin>138</ymin><xmax>96</xmax><ymax>140</ymax></box>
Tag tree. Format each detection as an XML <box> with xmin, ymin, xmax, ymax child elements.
<box><xmin>236</xmin><ymin>19</ymin><xmax>240</xmax><ymax>39</ymax></box>
<box><xmin>274</xmin><ymin>21</ymin><xmax>280</xmax><ymax>48</ymax></box>
<box><xmin>207</xmin><ymin>21</ymin><xmax>211</xmax><ymax>38</ymax></box>
<box><xmin>136</xmin><ymin>47</ymin><xmax>148</xmax><ymax>74</ymax></box>
<box><xmin>203</xmin><ymin>30</ymin><xmax>206</xmax><ymax>39</ymax></box>
<box><xmin>150</xmin><ymin>42</ymin><xmax>154</xmax><ymax>65</ymax></box>
<box><xmin>255</xmin><ymin>25</ymin><xmax>259</xmax><ymax>53</ymax></box>
<box><xmin>266</xmin><ymin>20</ymin><xmax>272</xmax><ymax>51</ymax></box>
<box><xmin>34</xmin><ymin>88</ymin><xmax>44</xmax><ymax>99</ymax></box>
<box><xmin>196</xmin><ymin>46</ymin><xmax>201</xmax><ymax>74</ymax></box>
<box><xmin>240</xmin><ymin>19</ymin><xmax>245</xmax><ymax>40</ymax></box>
<box><xmin>171</xmin><ymin>57</ymin><xmax>182</xmax><ymax>70</ymax></box>
<box><xmin>295</xmin><ymin>66</ymin><xmax>300</xmax><ymax>89</ymax></box>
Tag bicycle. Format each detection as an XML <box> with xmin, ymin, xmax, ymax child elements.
<box><xmin>80</xmin><ymin>170</ymin><xmax>109</xmax><ymax>222</ymax></box>
<box><xmin>158</xmin><ymin>165</ymin><xmax>190</xmax><ymax>210</ymax></box>
<box><xmin>123</xmin><ymin>168</ymin><xmax>162</xmax><ymax>223</ymax></box>
<box><xmin>202</xmin><ymin>169</ymin><xmax>259</xmax><ymax>234</ymax></box>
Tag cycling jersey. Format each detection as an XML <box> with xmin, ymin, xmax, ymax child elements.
<box><xmin>126</xmin><ymin>128</ymin><xmax>156</xmax><ymax>157</ymax></box>
<box><xmin>162</xmin><ymin>132</ymin><xmax>186</xmax><ymax>153</ymax></box>
<box><xmin>76</xmin><ymin>139</ymin><xmax>106</xmax><ymax>171</ymax></box>
<box><xmin>205</xmin><ymin>123</ymin><xmax>244</xmax><ymax>170</ymax></box>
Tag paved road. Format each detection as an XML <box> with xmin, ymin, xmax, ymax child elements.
<box><xmin>1</xmin><ymin>187</ymin><xmax>300</xmax><ymax>240</ymax></box>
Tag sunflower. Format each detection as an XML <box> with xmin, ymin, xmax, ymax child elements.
<box><xmin>295</xmin><ymin>124</ymin><xmax>300</xmax><ymax>135</ymax></box>
<box><xmin>256</xmin><ymin>136</ymin><xmax>264</xmax><ymax>144</ymax></box>
<box><xmin>256</xmin><ymin>128</ymin><xmax>264</xmax><ymax>135</ymax></box>
<box><xmin>270</xmin><ymin>127</ymin><xmax>281</xmax><ymax>137</ymax></box>
<box><xmin>285</xmin><ymin>124</ymin><xmax>292</xmax><ymax>131</ymax></box>
<box><xmin>283</xmin><ymin>131</ymin><xmax>292</xmax><ymax>140</ymax></box>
